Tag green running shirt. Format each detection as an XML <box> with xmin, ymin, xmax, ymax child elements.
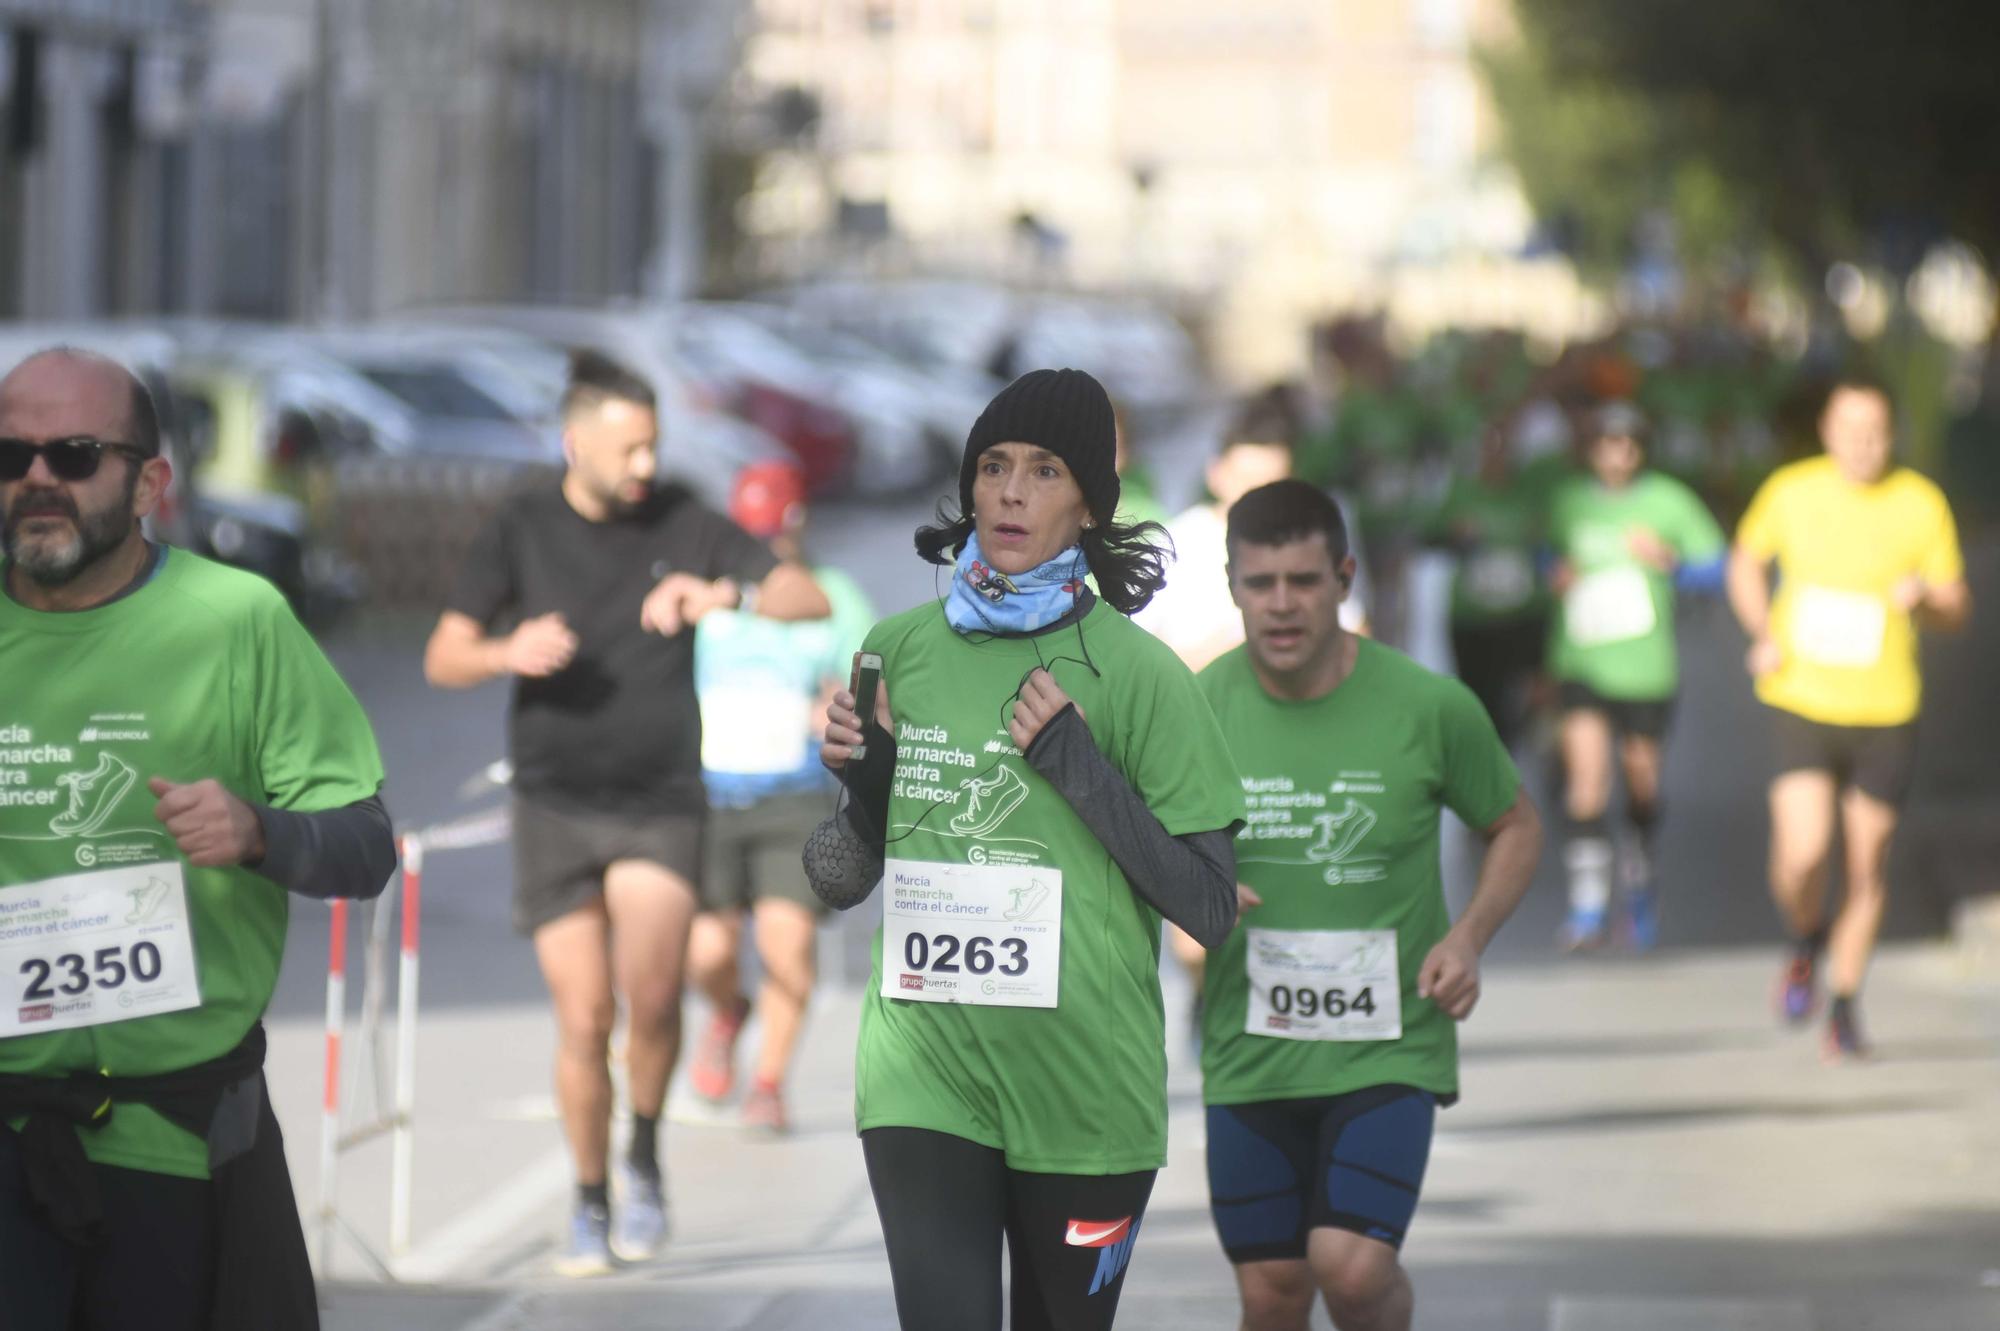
<box><xmin>1547</xmin><ymin>472</ymin><xmax>1725</xmax><ymax>701</ymax></box>
<box><xmin>853</xmin><ymin>600</ymin><xmax>1243</xmax><ymax>1173</ymax></box>
<box><xmin>1</xmin><ymin>550</ymin><xmax>384</xmax><ymax>1177</ymax></box>
<box><xmin>1197</xmin><ymin>640</ymin><xmax>1518</xmax><ymax>1106</ymax></box>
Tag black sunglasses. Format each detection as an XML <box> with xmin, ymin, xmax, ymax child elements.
<box><xmin>0</xmin><ymin>437</ymin><xmax>153</xmax><ymax>482</ymax></box>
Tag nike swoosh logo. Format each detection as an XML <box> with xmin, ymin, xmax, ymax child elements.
<box><xmin>1064</xmin><ymin>1218</ymin><xmax>1131</xmax><ymax>1248</ymax></box>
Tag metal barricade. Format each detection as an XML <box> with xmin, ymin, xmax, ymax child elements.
<box><xmin>315</xmin><ymin>805</ymin><xmax>509</xmax><ymax>1278</ymax></box>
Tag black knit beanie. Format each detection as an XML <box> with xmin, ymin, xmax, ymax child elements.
<box><xmin>960</xmin><ymin>368</ymin><xmax>1121</xmax><ymax>528</ymax></box>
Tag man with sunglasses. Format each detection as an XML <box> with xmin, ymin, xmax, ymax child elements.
<box><xmin>0</xmin><ymin>347</ymin><xmax>395</xmax><ymax>1331</ymax></box>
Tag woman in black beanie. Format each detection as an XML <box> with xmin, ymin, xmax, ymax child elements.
<box><xmin>807</xmin><ymin>368</ymin><xmax>1246</xmax><ymax>1329</ymax></box>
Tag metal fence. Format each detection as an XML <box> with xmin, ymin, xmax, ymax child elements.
<box><xmin>327</xmin><ymin>458</ymin><xmax>554</xmax><ymax>609</ymax></box>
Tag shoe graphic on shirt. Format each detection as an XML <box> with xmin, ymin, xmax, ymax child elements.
<box><xmin>1306</xmin><ymin>798</ymin><xmax>1376</xmax><ymax>865</ymax></box>
<box><xmin>1003</xmin><ymin>879</ymin><xmax>1051</xmax><ymax>922</ymax></box>
<box><xmin>50</xmin><ymin>752</ymin><xmax>138</xmax><ymax>838</ymax></box>
<box><xmin>951</xmin><ymin>767</ymin><xmax>1029</xmax><ymax>838</ymax></box>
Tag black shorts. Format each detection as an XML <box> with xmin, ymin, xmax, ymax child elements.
<box><xmin>1558</xmin><ymin>680</ymin><xmax>1676</xmax><ymax>740</ymax></box>
<box><xmin>1206</xmin><ymin>1084</ymin><xmax>1438</xmax><ymax>1263</ymax></box>
<box><xmin>1451</xmin><ymin>616</ymin><xmax>1548</xmax><ymax>748</ymax></box>
<box><xmin>700</xmin><ymin>789</ymin><xmax>831</xmax><ymax>916</ymax></box>
<box><xmin>1770</xmin><ymin>708</ymin><xmax>1920</xmax><ymax>808</ymax></box>
<box><xmin>510</xmin><ymin>797</ymin><xmax>704</xmax><ymax>935</ymax></box>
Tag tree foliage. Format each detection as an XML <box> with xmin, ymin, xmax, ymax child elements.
<box><xmin>1485</xmin><ymin>0</ymin><xmax>2000</xmax><ymax>280</ymax></box>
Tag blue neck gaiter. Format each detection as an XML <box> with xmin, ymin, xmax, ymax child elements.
<box><xmin>945</xmin><ymin>531</ymin><xmax>1089</xmax><ymax>635</ymax></box>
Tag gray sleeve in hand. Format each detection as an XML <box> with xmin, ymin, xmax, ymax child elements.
<box><xmin>803</xmin><ymin>794</ymin><xmax>885</xmax><ymax>911</ymax></box>
<box><xmin>1023</xmin><ymin>705</ymin><xmax>1238</xmax><ymax>948</ymax></box>
<box><xmin>250</xmin><ymin>792</ymin><xmax>398</xmax><ymax>901</ymax></box>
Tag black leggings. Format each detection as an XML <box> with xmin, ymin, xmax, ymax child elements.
<box><xmin>862</xmin><ymin>1127</ymin><xmax>1158</xmax><ymax>1331</ymax></box>
<box><xmin>0</xmin><ymin>1126</ymin><xmax>216</xmax><ymax>1331</ymax></box>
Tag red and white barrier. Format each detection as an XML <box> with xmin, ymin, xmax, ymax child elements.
<box><xmin>314</xmin><ymin>806</ymin><xmax>509</xmax><ymax>1279</ymax></box>
<box><xmin>390</xmin><ymin>837</ymin><xmax>422</xmax><ymax>1256</ymax></box>
<box><xmin>312</xmin><ymin>834</ymin><xmax>429</xmax><ymax>1278</ymax></box>
<box><xmin>318</xmin><ymin>894</ymin><xmax>349</xmax><ymax>1275</ymax></box>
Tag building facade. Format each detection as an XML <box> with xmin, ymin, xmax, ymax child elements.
<box><xmin>0</xmin><ymin>0</ymin><xmax>670</xmax><ymax>322</ymax></box>
<box><xmin>739</xmin><ymin>0</ymin><xmax>1598</xmax><ymax>376</ymax></box>
<box><xmin>0</xmin><ymin>0</ymin><xmax>196</xmax><ymax>319</ymax></box>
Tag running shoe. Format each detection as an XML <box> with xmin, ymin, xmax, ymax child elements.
<box><xmin>1625</xmin><ymin>888</ymin><xmax>1660</xmax><ymax>953</ymax></box>
<box><xmin>1775</xmin><ymin>954</ymin><xmax>1817</xmax><ymax>1025</ymax></box>
<box><xmin>555</xmin><ymin>1202</ymin><xmax>614</xmax><ymax>1277</ymax></box>
<box><xmin>742</xmin><ymin>1082</ymin><xmax>789</xmax><ymax>1135</ymax></box>
<box><xmin>609</xmin><ymin>1164</ymin><xmax>668</xmax><ymax>1263</ymax></box>
<box><xmin>689</xmin><ymin>995</ymin><xmax>751</xmax><ymax>1103</ymax></box>
<box><xmin>1822</xmin><ymin>1000</ymin><xmax>1868</xmax><ymax>1065</ymax></box>
<box><xmin>1558</xmin><ymin>906</ymin><xmax>1608</xmax><ymax>952</ymax></box>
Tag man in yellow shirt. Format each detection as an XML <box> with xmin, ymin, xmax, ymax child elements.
<box><xmin>1728</xmin><ymin>376</ymin><xmax>1971</xmax><ymax>1061</ymax></box>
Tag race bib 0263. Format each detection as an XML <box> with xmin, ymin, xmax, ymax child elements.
<box><xmin>0</xmin><ymin>862</ymin><xmax>202</xmax><ymax>1036</ymax></box>
<box><xmin>880</xmin><ymin>858</ymin><xmax>1061</xmax><ymax>1008</ymax></box>
<box><xmin>1245</xmin><ymin>928</ymin><xmax>1401</xmax><ymax>1042</ymax></box>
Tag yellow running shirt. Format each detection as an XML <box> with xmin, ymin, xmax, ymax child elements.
<box><xmin>1735</xmin><ymin>456</ymin><xmax>1962</xmax><ymax>727</ymax></box>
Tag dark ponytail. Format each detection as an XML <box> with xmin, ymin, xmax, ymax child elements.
<box><xmin>1081</xmin><ymin>517</ymin><xmax>1173</xmax><ymax>614</ymax></box>
<box><xmin>913</xmin><ymin>502</ymin><xmax>974</xmax><ymax>568</ymax></box>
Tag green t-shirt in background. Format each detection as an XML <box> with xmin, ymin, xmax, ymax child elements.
<box><xmin>1547</xmin><ymin>472</ymin><xmax>1726</xmax><ymax>701</ymax></box>
<box><xmin>853</xmin><ymin>600</ymin><xmax>1244</xmax><ymax>1174</ymax></box>
<box><xmin>1436</xmin><ymin>475</ymin><xmax>1548</xmax><ymax>626</ymax></box>
<box><xmin>1197</xmin><ymin>639</ymin><xmax>1518</xmax><ymax>1107</ymax></box>
<box><xmin>0</xmin><ymin>550</ymin><xmax>385</xmax><ymax>1177</ymax></box>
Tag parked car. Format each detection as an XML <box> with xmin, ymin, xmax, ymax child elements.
<box><xmin>674</xmin><ymin>302</ymin><xmax>975</xmax><ymax>493</ymax></box>
<box><xmin>695</xmin><ymin>301</ymin><xmax>996</xmax><ymax>491</ymax></box>
<box><xmin>157</xmin><ymin>324</ymin><xmax>572</xmax><ymax>616</ymax></box>
<box><xmin>772</xmin><ymin>279</ymin><xmax>1207</xmax><ymax>410</ymax></box>
<box><xmin>384</xmin><ymin>306</ymin><xmax>798</xmax><ymax>509</ymax></box>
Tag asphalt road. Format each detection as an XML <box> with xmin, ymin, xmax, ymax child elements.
<box><xmin>249</xmin><ymin>455</ymin><xmax>2000</xmax><ymax>1328</ymax></box>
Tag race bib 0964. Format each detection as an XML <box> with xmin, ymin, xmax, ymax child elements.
<box><xmin>1245</xmin><ymin>928</ymin><xmax>1401</xmax><ymax>1042</ymax></box>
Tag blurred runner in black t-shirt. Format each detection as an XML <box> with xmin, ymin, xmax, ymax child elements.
<box><xmin>424</xmin><ymin>351</ymin><xmax>829</xmax><ymax>1275</ymax></box>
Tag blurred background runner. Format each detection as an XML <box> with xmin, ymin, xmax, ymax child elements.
<box><xmin>686</xmin><ymin>462</ymin><xmax>874</xmax><ymax>1133</ymax></box>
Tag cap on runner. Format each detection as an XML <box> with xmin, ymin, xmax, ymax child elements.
<box><xmin>730</xmin><ymin>461</ymin><xmax>810</xmax><ymax>539</ymax></box>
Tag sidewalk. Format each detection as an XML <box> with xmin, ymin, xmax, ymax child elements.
<box><xmin>307</xmin><ymin>942</ymin><xmax>2000</xmax><ymax>1331</ymax></box>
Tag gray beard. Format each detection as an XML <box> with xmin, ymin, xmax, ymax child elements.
<box><xmin>3</xmin><ymin>489</ymin><xmax>136</xmax><ymax>588</ymax></box>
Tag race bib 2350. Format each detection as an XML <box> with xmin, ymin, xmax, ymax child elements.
<box><xmin>0</xmin><ymin>862</ymin><xmax>201</xmax><ymax>1036</ymax></box>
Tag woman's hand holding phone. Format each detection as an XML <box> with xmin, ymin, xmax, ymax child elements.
<box><xmin>822</xmin><ymin>654</ymin><xmax>891</xmax><ymax>773</ymax></box>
